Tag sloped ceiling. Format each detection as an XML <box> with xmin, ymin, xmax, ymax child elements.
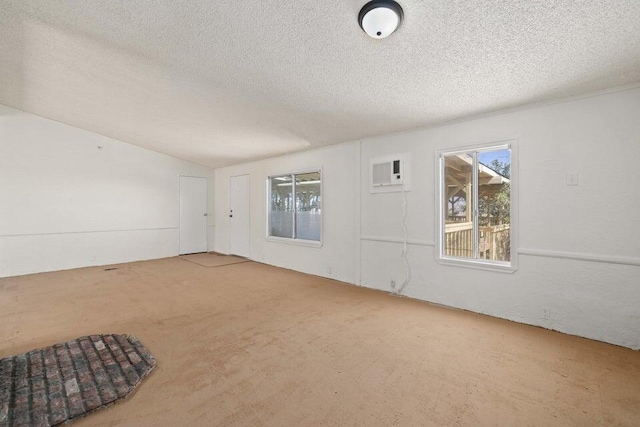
<box><xmin>1</xmin><ymin>0</ymin><xmax>639</xmax><ymax>168</ymax></box>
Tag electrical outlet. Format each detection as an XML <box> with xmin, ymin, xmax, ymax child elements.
<box><xmin>390</xmin><ymin>279</ymin><xmax>396</xmax><ymax>288</ymax></box>
<box><xmin>542</xmin><ymin>307</ymin><xmax>551</xmax><ymax>321</ymax></box>
<box><xmin>566</xmin><ymin>172</ymin><xmax>579</xmax><ymax>186</ymax></box>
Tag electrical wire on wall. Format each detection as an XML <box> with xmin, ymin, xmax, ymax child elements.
<box><xmin>393</xmin><ymin>182</ymin><xmax>411</xmax><ymax>295</ymax></box>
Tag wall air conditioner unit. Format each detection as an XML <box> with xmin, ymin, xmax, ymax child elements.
<box><xmin>372</xmin><ymin>159</ymin><xmax>403</xmax><ymax>186</ymax></box>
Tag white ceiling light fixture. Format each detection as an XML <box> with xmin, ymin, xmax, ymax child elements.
<box><xmin>358</xmin><ymin>0</ymin><xmax>404</xmax><ymax>39</ymax></box>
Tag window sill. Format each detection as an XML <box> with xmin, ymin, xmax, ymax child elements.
<box><xmin>436</xmin><ymin>256</ymin><xmax>517</xmax><ymax>274</ymax></box>
<box><xmin>266</xmin><ymin>236</ymin><xmax>323</xmax><ymax>248</ymax></box>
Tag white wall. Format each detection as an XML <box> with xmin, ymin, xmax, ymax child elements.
<box><xmin>359</xmin><ymin>88</ymin><xmax>640</xmax><ymax>350</ymax></box>
<box><xmin>214</xmin><ymin>142</ymin><xmax>359</xmax><ymax>284</ymax></box>
<box><xmin>214</xmin><ymin>88</ymin><xmax>640</xmax><ymax>350</ymax></box>
<box><xmin>0</xmin><ymin>105</ymin><xmax>215</xmax><ymax>277</ymax></box>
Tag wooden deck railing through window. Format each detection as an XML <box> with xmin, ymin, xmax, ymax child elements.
<box><xmin>444</xmin><ymin>222</ymin><xmax>510</xmax><ymax>261</ymax></box>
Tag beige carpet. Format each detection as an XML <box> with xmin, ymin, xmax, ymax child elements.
<box><xmin>180</xmin><ymin>252</ymin><xmax>248</xmax><ymax>267</ymax></box>
<box><xmin>1</xmin><ymin>258</ymin><xmax>639</xmax><ymax>426</ymax></box>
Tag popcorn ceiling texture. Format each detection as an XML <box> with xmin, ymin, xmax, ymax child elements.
<box><xmin>0</xmin><ymin>0</ymin><xmax>639</xmax><ymax>167</ymax></box>
<box><xmin>0</xmin><ymin>335</ymin><xmax>156</xmax><ymax>426</ymax></box>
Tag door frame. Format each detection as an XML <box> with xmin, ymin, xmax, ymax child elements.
<box><xmin>178</xmin><ymin>175</ymin><xmax>209</xmax><ymax>255</ymax></box>
<box><xmin>229</xmin><ymin>174</ymin><xmax>251</xmax><ymax>258</ymax></box>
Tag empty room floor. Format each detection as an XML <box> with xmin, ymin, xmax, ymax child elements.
<box><xmin>1</xmin><ymin>259</ymin><xmax>639</xmax><ymax>426</ymax></box>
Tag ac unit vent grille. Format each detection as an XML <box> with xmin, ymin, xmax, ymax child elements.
<box><xmin>372</xmin><ymin>162</ymin><xmax>392</xmax><ymax>186</ymax></box>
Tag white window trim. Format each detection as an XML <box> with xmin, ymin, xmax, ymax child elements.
<box><xmin>266</xmin><ymin>167</ymin><xmax>323</xmax><ymax>247</ymax></box>
<box><xmin>435</xmin><ymin>139</ymin><xmax>518</xmax><ymax>273</ymax></box>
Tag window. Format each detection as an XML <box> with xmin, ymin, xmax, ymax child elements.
<box><xmin>268</xmin><ymin>170</ymin><xmax>322</xmax><ymax>243</ymax></box>
<box><xmin>438</xmin><ymin>144</ymin><xmax>514</xmax><ymax>269</ymax></box>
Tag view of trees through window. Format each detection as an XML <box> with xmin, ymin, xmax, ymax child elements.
<box><xmin>443</xmin><ymin>147</ymin><xmax>511</xmax><ymax>263</ymax></box>
<box><xmin>269</xmin><ymin>171</ymin><xmax>321</xmax><ymax>241</ymax></box>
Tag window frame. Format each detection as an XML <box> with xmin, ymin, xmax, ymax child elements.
<box><xmin>266</xmin><ymin>168</ymin><xmax>323</xmax><ymax>247</ymax></box>
<box><xmin>435</xmin><ymin>140</ymin><xmax>518</xmax><ymax>273</ymax></box>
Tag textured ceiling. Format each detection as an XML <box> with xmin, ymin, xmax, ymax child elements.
<box><xmin>1</xmin><ymin>0</ymin><xmax>639</xmax><ymax>168</ymax></box>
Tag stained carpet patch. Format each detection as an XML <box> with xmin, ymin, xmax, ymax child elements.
<box><xmin>180</xmin><ymin>253</ymin><xmax>249</xmax><ymax>267</ymax></box>
<box><xmin>0</xmin><ymin>334</ymin><xmax>156</xmax><ymax>426</ymax></box>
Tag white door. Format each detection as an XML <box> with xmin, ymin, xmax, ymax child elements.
<box><xmin>179</xmin><ymin>176</ymin><xmax>208</xmax><ymax>255</ymax></box>
<box><xmin>229</xmin><ymin>174</ymin><xmax>250</xmax><ymax>257</ymax></box>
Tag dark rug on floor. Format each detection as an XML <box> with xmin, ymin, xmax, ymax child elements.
<box><xmin>0</xmin><ymin>334</ymin><xmax>156</xmax><ymax>426</ymax></box>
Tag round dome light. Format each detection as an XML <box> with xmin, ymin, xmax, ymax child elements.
<box><xmin>358</xmin><ymin>0</ymin><xmax>404</xmax><ymax>39</ymax></box>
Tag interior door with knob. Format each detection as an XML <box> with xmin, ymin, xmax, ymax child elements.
<box><xmin>229</xmin><ymin>174</ymin><xmax>250</xmax><ymax>258</ymax></box>
<box><xmin>179</xmin><ymin>176</ymin><xmax>208</xmax><ymax>255</ymax></box>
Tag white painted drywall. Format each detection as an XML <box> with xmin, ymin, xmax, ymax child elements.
<box><xmin>214</xmin><ymin>88</ymin><xmax>640</xmax><ymax>349</ymax></box>
<box><xmin>0</xmin><ymin>105</ymin><xmax>215</xmax><ymax>277</ymax></box>
<box><xmin>359</xmin><ymin>90</ymin><xmax>640</xmax><ymax>352</ymax></box>
<box><xmin>214</xmin><ymin>143</ymin><xmax>359</xmax><ymax>284</ymax></box>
